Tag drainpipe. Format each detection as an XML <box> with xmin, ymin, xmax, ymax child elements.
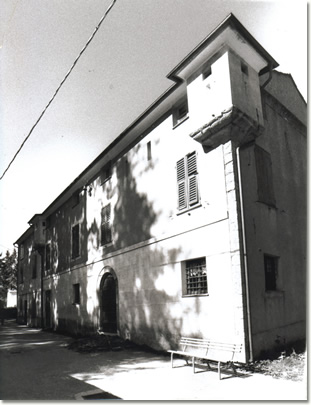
<box><xmin>236</xmin><ymin>146</ymin><xmax>253</xmax><ymax>363</ymax></box>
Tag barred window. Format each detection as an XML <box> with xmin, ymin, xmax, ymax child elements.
<box><xmin>101</xmin><ymin>204</ymin><xmax>112</xmax><ymax>246</ymax></box>
<box><xmin>184</xmin><ymin>257</ymin><xmax>207</xmax><ymax>296</ymax></box>
<box><xmin>264</xmin><ymin>254</ymin><xmax>278</xmax><ymax>291</ymax></box>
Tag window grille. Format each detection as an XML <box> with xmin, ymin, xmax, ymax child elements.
<box><xmin>101</xmin><ymin>204</ymin><xmax>112</xmax><ymax>245</ymax></box>
<box><xmin>185</xmin><ymin>258</ymin><xmax>207</xmax><ymax>295</ymax></box>
<box><xmin>264</xmin><ymin>254</ymin><xmax>278</xmax><ymax>291</ymax></box>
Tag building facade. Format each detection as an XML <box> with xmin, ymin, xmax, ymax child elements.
<box><xmin>15</xmin><ymin>14</ymin><xmax>306</xmax><ymax>362</ymax></box>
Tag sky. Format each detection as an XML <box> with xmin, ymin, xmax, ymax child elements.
<box><xmin>0</xmin><ymin>0</ymin><xmax>307</xmax><ymax>255</ymax></box>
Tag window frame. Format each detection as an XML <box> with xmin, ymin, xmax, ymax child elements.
<box><xmin>32</xmin><ymin>253</ymin><xmax>37</xmax><ymax>279</ymax></box>
<box><xmin>101</xmin><ymin>203</ymin><xmax>112</xmax><ymax>246</ymax></box>
<box><xmin>73</xmin><ymin>283</ymin><xmax>80</xmax><ymax>305</ymax></box>
<box><xmin>71</xmin><ymin>224</ymin><xmax>80</xmax><ymax>260</ymax></box>
<box><xmin>264</xmin><ymin>254</ymin><xmax>279</xmax><ymax>292</ymax></box>
<box><xmin>176</xmin><ymin>151</ymin><xmax>200</xmax><ymax>213</ymax></box>
<box><xmin>172</xmin><ymin>98</ymin><xmax>189</xmax><ymax>128</ymax></box>
<box><xmin>254</xmin><ymin>146</ymin><xmax>276</xmax><ymax>208</ymax></box>
<box><xmin>182</xmin><ymin>257</ymin><xmax>208</xmax><ymax>297</ymax></box>
<box><xmin>45</xmin><ymin>243</ymin><xmax>51</xmax><ymax>271</ymax></box>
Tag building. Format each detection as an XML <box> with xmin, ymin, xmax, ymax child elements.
<box><xmin>15</xmin><ymin>14</ymin><xmax>307</xmax><ymax>362</ymax></box>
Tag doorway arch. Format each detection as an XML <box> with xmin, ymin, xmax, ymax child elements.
<box><xmin>98</xmin><ymin>268</ymin><xmax>118</xmax><ymax>333</ymax></box>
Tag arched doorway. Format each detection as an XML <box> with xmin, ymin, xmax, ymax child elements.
<box><xmin>100</xmin><ymin>272</ymin><xmax>118</xmax><ymax>333</ymax></box>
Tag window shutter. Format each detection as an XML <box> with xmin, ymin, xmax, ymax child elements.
<box><xmin>177</xmin><ymin>158</ymin><xmax>187</xmax><ymax>210</ymax></box>
<box><xmin>254</xmin><ymin>146</ymin><xmax>276</xmax><ymax>206</ymax></box>
<box><xmin>101</xmin><ymin>204</ymin><xmax>112</xmax><ymax>245</ymax></box>
<box><xmin>187</xmin><ymin>153</ymin><xmax>198</xmax><ymax>205</ymax></box>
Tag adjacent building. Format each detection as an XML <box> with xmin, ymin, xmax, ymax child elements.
<box><xmin>15</xmin><ymin>14</ymin><xmax>307</xmax><ymax>362</ymax></box>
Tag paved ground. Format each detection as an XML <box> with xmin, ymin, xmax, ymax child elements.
<box><xmin>0</xmin><ymin>320</ymin><xmax>307</xmax><ymax>400</ymax></box>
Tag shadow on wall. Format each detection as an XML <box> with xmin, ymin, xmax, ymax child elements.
<box><xmin>49</xmin><ymin>144</ymin><xmax>204</xmax><ymax>350</ymax></box>
<box><xmin>86</xmin><ymin>148</ymin><xmax>203</xmax><ymax>350</ymax></box>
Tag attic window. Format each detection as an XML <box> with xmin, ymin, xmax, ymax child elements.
<box><xmin>101</xmin><ymin>161</ymin><xmax>112</xmax><ymax>185</ymax></box>
<box><xmin>241</xmin><ymin>62</ymin><xmax>248</xmax><ymax>76</ymax></box>
<box><xmin>173</xmin><ymin>99</ymin><xmax>189</xmax><ymax>128</ymax></box>
<box><xmin>202</xmin><ymin>66</ymin><xmax>212</xmax><ymax>80</ymax></box>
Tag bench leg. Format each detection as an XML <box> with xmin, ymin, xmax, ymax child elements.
<box><xmin>171</xmin><ymin>352</ymin><xmax>174</xmax><ymax>368</ymax></box>
<box><xmin>192</xmin><ymin>357</ymin><xmax>195</xmax><ymax>373</ymax></box>
<box><xmin>218</xmin><ymin>361</ymin><xmax>221</xmax><ymax>380</ymax></box>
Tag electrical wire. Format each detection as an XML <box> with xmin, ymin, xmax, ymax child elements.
<box><xmin>0</xmin><ymin>0</ymin><xmax>117</xmax><ymax>181</ymax></box>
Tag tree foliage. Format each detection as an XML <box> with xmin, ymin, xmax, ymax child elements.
<box><xmin>0</xmin><ymin>249</ymin><xmax>17</xmax><ymax>307</ymax></box>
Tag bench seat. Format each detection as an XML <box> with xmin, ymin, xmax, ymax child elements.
<box><xmin>168</xmin><ymin>337</ymin><xmax>243</xmax><ymax>379</ymax></box>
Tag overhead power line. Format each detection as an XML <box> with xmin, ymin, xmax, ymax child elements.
<box><xmin>0</xmin><ymin>0</ymin><xmax>117</xmax><ymax>181</ymax></box>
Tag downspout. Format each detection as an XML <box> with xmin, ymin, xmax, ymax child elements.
<box><xmin>236</xmin><ymin>146</ymin><xmax>253</xmax><ymax>362</ymax></box>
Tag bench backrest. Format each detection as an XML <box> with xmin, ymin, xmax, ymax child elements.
<box><xmin>179</xmin><ymin>337</ymin><xmax>243</xmax><ymax>362</ymax></box>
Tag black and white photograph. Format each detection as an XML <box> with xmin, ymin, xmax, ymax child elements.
<box><xmin>0</xmin><ymin>0</ymin><xmax>307</xmax><ymax>401</ymax></box>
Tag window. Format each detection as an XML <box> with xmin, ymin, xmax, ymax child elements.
<box><xmin>72</xmin><ymin>191</ymin><xmax>80</xmax><ymax>207</ymax></box>
<box><xmin>183</xmin><ymin>257</ymin><xmax>207</xmax><ymax>296</ymax></box>
<box><xmin>20</xmin><ymin>245</ymin><xmax>24</xmax><ymax>260</ymax></box>
<box><xmin>32</xmin><ymin>254</ymin><xmax>37</xmax><ymax>279</ymax></box>
<box><xmin>73</xmin><ymin>283</ymin><xmax>80</xmax><ymax>304</ymax></box>
<box><xmin>202</xmin><ymin>65</ymin><xmax>212</xmax><ymax>80</ymax></box>
<box><xmin>147</xmin><ymin>141</ymin><xmax>152</xmax><ymax>161</ymax></box>
<box><xmin>254</xmin><ymin>146</ymin><xmax>276</xmax><ymax>207</ymax></box>
<box><xmin>101</xmin><ymin>204</ymin><xmax>112</xmax><ymax>245</ymax></box>
<box><xmin>19</xmin><ymin>265</ymin><xmax>24</xmax><ymax>284</ymax></box>
<box><xmin>72</xmin><ymin>224</ymin><xmax>80</xmax><ymax>259</ymax></box>
<box><xmin>177</xmin><ymin>151</ymin><xmax>199</xmax><ymax>211</ymax></box>
<box><xmin>241</xmin><ymin>62</ymin><xmax>249</xmax><ymax>76</ymax></box>
<box><xmin>45</xmin><ymin>244</ymin><xmax>51</xmax><ymax>271</ymax></box>
<box><xmin>173</xmin><ymin>99</ymin><xmax>189</xmax><ymax>127</ymax></box>
<box><xmin>31</xmin><ymin>295</ymin><xmax>36</xmax><ymax>318</ymax></box>
<box><xmin>101</xmin><ymin>161</ymin><xmax>112</xmax><ymax>184</ymax></box>
<box><xmin>264</xmin><ymin>254</ymin><xmax>278</xmax><ymax>291</ymax></box>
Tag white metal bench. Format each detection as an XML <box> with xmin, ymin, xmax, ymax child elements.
<box><xmin>168</xmin><ymin>337</ymin><xmax>243</xmax><ymax>379</ymax></box>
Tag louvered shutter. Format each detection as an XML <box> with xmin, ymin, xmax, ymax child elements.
<box><xmin>101</xmin><ymin>204</ymin><xmax>112</xmax><ymax>245</ymax></box>
<box><xmin>187</xmin><ymin>152</ymin><xmax>198</xmax><ymax>205</ymax></box>
<box><xmin>177</xmin><ymin>158</ymin><xmax>187</xmax><ymax>210</ymax></box>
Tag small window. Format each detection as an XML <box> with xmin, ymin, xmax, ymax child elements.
<box><xmin>241</xmin><ymin>62</ymin><xmax>248</xmax><ymax>76</ymax></box>
<box><xmin>254</xmin><ymin>146</ymin><xmax>276</xmax><ymax>207</ymax></box>
<box><xmin>202</xmin><ymin>66</ymin><xmax>212</xmax><ymax>80</ymax></box>
<box><xmin>72</xmin><ymin>224</ymin><xmax>80</xmax><ymax>259</ymax></box>
<box><xmin>173</xmin><ymin>99</ymin><xmax>189</xmax><ymax>127</ymax></box>
<box><xmin>147</xmin><ymin>141</ymin><xmax>152</xmax><ymax>161</ymax></box>
<box><xmin>73</xmin><ymin>283</ymin><xmax>80</xmax><ymax>304</ymax></box>
<box><xmin>45</xmin><ymin>244</ymin><xmax>51</xmax><ymax>271</ymax></box>
<box><xmin>101</xmin><ymin>161</ymin><xmax>112</xmax><ymax>184</ymax></box>
<box><xmin>264</xmin><ymin>254</ymin><xmax>278</xmax><ymax>291</ymax></box>
<box><xmin>183</xmin><ymin>257</ymin><xmax>207</xmax><ymax>296</ymax></box>
<box><xmin>101</xmin><ymin>204</ymin><xmax>112</xmax><ymax>245</ymax></box>
<box><xmin>177</xmin><ymin>151</ymin><xmax>199</xmax><ymax>211</ymax></box>
<box><xmin>72</xmin><ymin>191</ymin><xmax>80</xmax><ymax>207</ymax></box>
